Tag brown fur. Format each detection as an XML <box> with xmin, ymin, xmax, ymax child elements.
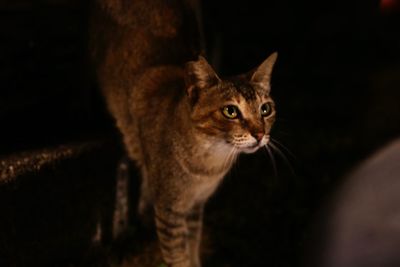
<box><xmin>90</xmin><ymin>1</ymin><xmax>278</xmax><ymax>266</ymax></box>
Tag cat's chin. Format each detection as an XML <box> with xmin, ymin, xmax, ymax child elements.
<box><xmin>241</xmin><ymin>145</ymin><xmax>261</xmax><ymax>154</ymax></box>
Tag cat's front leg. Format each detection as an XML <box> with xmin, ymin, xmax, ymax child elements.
<box><xmin>155</xmin><ymin>205</ymin><xmax>191</xmax><ymax>267</ymax></box>
<box><xmin>187</xmin><ymin>203</ymin><xmax>204</xmax><ymax>267</ymax></box>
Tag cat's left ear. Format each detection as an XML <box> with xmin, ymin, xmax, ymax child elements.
<box><xmin>185</xmin><ymin>56</ymin><xmax>221</xmax><ymax>99</ymax></box>
<box><xmin>250</xmin><ymin>52</ymin><xmax>278</xmax><ymax>92</ymax></box>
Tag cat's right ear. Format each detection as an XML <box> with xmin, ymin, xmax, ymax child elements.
<box><xmin>185</xmin><ymin>56</ymin><xmax>220</xmax><ymax>99</ymax></box>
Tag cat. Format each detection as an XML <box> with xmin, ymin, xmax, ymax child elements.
<box><xmin>90</xmin><ymin>0</ymin><xmax>278</xmax><ymax>266</ymax></box>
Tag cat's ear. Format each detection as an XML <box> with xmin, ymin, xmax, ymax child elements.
<box><xmin>185</xmin><ymin>56</ymin><xmax>220</xmax><ymax>98</ymax></box>
<box><xmin>250</xmin><ymin>52</ymin><xmax>278</xmax><ymax>91</ymax></box>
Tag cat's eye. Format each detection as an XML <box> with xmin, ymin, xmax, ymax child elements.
<box><xmin>222</xmin><ymin>105</ymin><xmax>239</xmax><ymax>119</ymax></box>
<box><xmin>261</xmin><ymin>103</ymin><xmax>273</xmax><ymax>117</ymax></box>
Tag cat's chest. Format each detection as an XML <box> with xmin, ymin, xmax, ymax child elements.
<box><xmin>189</xmin><ymin>143</ymin><xmax>236</xmax><ymax>201</ymax></box>
<box><xmin>191</xmin><ymin>173</ymin><xmax>225</xmax><ymax>202</ymax></box>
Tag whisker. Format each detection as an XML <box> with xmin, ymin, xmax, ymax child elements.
<box><xmin>227</xmin><ymin>148</ymin><xmax>236</xmax><ymax>169</ymax></box>
<box><xmin>268</xmin><ymin>142</ymin><xmax>297</xmax><ymax>178</ymax></box>
<box><xmin>230</xmin><ymin>148</ymin><xmax>240</xmax><ymax>177</ymax></box>
<box><xmin>221</xmin><ymin>149</ymin><xmax>230</xmax><ymax>170</ymax></box>
<box><xmin>231</xmin><ymin>153</ymin><xmax>238</xmax><ymax>176</ymax></box>
<box><xmin>223</xmin><ymin>147</ymin><xmax>237</xmax><ymax>171</ymax></box>
<box><xmin>264</xmin><ymin>145</ymin><xmax>278</xmax><ymax>179</ymax></box>
<box><xmin>271</xmin><ymin>138</ymin><xmax>297</xmax><ymax>160</ymax></box>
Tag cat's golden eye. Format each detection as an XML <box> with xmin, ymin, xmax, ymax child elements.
<box><xmin>261</xmin><ymin>103</ymin><xmax>273</xmax><ymax>117</ymax></box>
<box><xmin>222</xmin><ymin>105</ymin><xmax>239</xmax><ymax>119</ymax></box>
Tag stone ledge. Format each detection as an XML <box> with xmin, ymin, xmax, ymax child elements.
<box><xmin>0</xmin><ymin>140</ymin><xmax>103</xmax><ymax>185</ymax></box>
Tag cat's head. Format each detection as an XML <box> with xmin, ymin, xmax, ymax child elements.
<box><xmin>185</xmin><ymin>53</ymin><xmax>277</xmax><ymax>154</ymax></box>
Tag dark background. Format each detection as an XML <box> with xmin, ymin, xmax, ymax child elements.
<box><xmin>0</xmin><ymin>0</ymin><xmax>399</xmax><ymax>266</ymax></box>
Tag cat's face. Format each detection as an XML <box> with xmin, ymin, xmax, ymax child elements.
<box><xmin>185</xmin><ymin>53</ymin><xmax>277</xmax><ymax>153</ymax></box>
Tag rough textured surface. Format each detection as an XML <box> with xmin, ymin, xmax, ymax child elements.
<box><xmin>0</xmin><ymin>142</ymin><xmax>100</xmax><ymax>185</ymax></box>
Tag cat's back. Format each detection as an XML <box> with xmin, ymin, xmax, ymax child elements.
<box><xmin>90</xmin><ymin>0</ymin><xmax>201</xmax><ymax>83</ymax></box>
<box><xmin>89</xmin><ymin>0</ymin><xmax>201</xmax><ymax>161</ymax></box>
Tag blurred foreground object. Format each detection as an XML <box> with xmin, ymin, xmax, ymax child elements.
<box><xmin>322</xmin><ymin>138</ymin><xmax>400</xmax><ymax>267</ymax></box>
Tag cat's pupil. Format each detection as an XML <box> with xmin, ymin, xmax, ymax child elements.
<box><xmin>222</xmin><ymin>105</ymin><xmax>239</xmax><ymax>119</ymax></box>
<box><xmin>261</xmin><ymin>103</ymin><xmax>272</xmax><ymax>117</ymax></box>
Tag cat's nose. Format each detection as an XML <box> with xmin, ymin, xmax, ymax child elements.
<box><xmin>252</xmin><ymin>132</ymin><xmax>264</xmax><ymax>143</ymax></box>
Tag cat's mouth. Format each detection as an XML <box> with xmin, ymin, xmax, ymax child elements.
<box><xmin>236</xmin><ymin>136</ymin><xmax>270</xmax><ymax>154</ymax></box>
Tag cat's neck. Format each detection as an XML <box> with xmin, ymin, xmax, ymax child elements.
<box><xmin>173</xmin><ymin>102</ymin><xmax>238</xmax><ymax>177</ymax></box>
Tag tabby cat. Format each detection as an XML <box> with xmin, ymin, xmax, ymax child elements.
<box><xmin>90</xmin><ymin>0</ymin><xmax>277</xmax><ymax>266</ymax></box>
